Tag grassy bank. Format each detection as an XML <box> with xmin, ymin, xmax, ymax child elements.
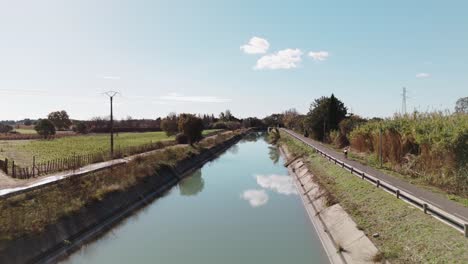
<box><xmin>0</xmin><ymin>131</ymin><xmax>240</xmax><ymax>243</ymax></box>
<box><xmin>0</xmin><ymin>130</ymin><xmax>219</xmax><ymax>166</ymax></box>
<box><xmin>280</xmin><ymin>132</ymin><xmax>468</xmax><ymax>263</ymax></box>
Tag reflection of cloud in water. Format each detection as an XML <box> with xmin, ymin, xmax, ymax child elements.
<box><xmin>240</xmin><ymin>189</ymin><xmax>269</xmax><ymax>207</ymax></box>
<box><xmin>179</xmin><ymin>169</ymin><xmax>204</xmax><ymax>196</ymax></box>
<box><xmin>255</xmin><ymin>175</ymin><xmax>298</xmax><ymax>195</ymax></box>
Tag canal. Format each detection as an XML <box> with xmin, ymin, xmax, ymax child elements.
<box><xmin>62</xmin><ymin>133</ymin><xmax>328</xmax><ymax>264</ymax></box>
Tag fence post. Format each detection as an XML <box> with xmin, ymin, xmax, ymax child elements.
<box><xmin>376</xmin><ymin>180</ymin><xmax>380</xmax><ymax>188</ymax></box>
<box><xmin>423</xmin><ymin>203</ymin><xmax>428</xmax><ymax>214</ymax></box>
<box><xmin>464</xmin><ymin>224</ymin><xmax>468</xmax><ymax>238</ymax></box>
<box><xmin>396</xmin><ymin>190</ymin><xmax>400</xmax><ymax>199</ymax></box>
<box><xmin>4</xmin><ymin>158</ymin><xmax>8</xmax><ymax>174</ymax></box>
<box><xmin>32</xmin><ymin>156</ymin><xmax>36</xmax><ymax>177</ymax></box>
<box><xmin>12</xmin><ymin>161</ymin><xmax>16</xmax><ymax>178</ymax></box>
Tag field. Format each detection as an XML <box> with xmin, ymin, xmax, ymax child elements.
<box><xmin>280</xmin><ymin>133</ymin><xmax>468</xmax><ymax>263</ymax></box>
<box><xmin>0</xmin><ymin>130</ymin><xmax>219</xmax><ymax>166</ymax></box>
<box><xmin>12</xmin><ymin>128</ymin><xmax>37</xmax><ymax>134</ymax></box>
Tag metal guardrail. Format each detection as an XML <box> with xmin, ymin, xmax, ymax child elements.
<box><xmin>281</xmin><ymin>129</ymin><xmax>468</xmax><ymax>237</ymax></box>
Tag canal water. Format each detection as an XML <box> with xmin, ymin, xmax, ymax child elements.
<box><xmin>62</xmin><ymin>133</ymin><xmax>328</xmax><ymax>264</ymax></box>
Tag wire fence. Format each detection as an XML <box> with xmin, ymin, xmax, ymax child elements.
<box><xmin>0</xmin><ymin>140</ymin><xmax>176</xmax><ymax>179</ymax></box>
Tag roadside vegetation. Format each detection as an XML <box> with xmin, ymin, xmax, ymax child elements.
<box><xmin>349</xmin><ymin>112</ymin><xmax>468</xmax><ymax>197</ymax></box>
<box><xmin>280</xmin><ymin>133</ymin><xmax>468</xmax><ymax>263</ymax></box>
<box><xmin>0</xmin><ymin>131</ymin><xmax>242</xmax><ymax>243</ymax></box>
<box><xmin>274</xmin><ymin>94</ymin><xmax>468</xmax><ymax>204</ymax></box>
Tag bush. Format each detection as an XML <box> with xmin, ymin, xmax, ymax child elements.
<box><xmin>175</xmin><ymin>133</ymin><xmax>188</xmax><ymax>144</ymax></box>
<box><xmin>211</xmin><ymin>122</ymin><xmax>227</xmax><ymax>130</ymax></box>
<box><xmin>73</xmin><ymin>122</ymin><xmax>88</xmax><ymax>134</ymax></box>
<box><xmin>225</xmin><ymin>121</ymin><xmax>242</xmax><ymax>130</ymax></box>
<box><xmin>0</xmin><ymin>124</ymin><xmax>13</xmax><ymax>134</ymax></box>
<box><xmin>34</xmin><ymin>119</ymin><xmax>56</xmax><ymax>139</ymax></box>
<box><xmin>178</xmin><ymin>115</ymin><xmax>204</xmax><ymax>144</ymax></box>
<box><xmin>161</xmin><ymin>114</ymin><xmax>178</xmax><ymax>136</ymax></box>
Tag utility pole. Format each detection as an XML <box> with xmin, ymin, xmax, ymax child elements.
<box><xmin>104</xmin><ymin>91</ymin><xmax>119</xmax><ymax>158</ymax></box>
<box><xmin>402</xmin><ymin>87</ymin><xmax>407</xmax><ymax>115</ymax></box>
<box><xmin>379</xmin><ymin>126</ymin><xmax>383</xmax><ymax>168</ymax></box>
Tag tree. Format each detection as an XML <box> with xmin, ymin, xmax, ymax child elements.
<box><xmin>74</xmin><ymin>122</ymin><xmax>88</xmax><ymax>134</ymax></box>
<box><xmin>281</xmin><ymin>108</ymin><xmax>305</xmax><ymax>132</ymax></box>
<box><xmin>23</xmin><ymin>119</ymin><xmax>32</xmax><ymax>126</ymax></box>
<box><xmin>263</xmin><ymin>114</ymin><xmax>284</xmax><ymax>127</ymax></box>
<box><xmin>161</xmin><ymin>113</ymin><xmax>178</xmax><ymax>136</ymax></box>
<box><xmin>304</xmin><ymin>94</ymin><xmax>347</xmax><ymax>141</ymax></box>
<box><xmin>48</xmin><ymin>110</ymin><xmax>72</xmax><ymax>130</ymax></box>
<box><xmin>34</xmin><ymin>119</ymin><xmax>56</xmax><ymax>139</ymax></box>
<box><xmin>455</xmin><ymin>97</ymin><xmax>468</xmax><ymax>114</ymax></box>
<box><xmin>178</xmin><ymin>114</ymin><xmax>204</xmax><ymax>144</ymax></box>
<box><xmin>0</xmin><ymin>124</ymin><xmax>13</xmax><ymax>134</ymax></box>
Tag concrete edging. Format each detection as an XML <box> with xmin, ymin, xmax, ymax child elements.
<box><xmin>280</xmin><ymin>145</ymin><xmax>383</xmax><ymax>264</ymax></box>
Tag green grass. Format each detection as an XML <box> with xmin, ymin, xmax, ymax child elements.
<box><xmin>281</xmin><ymin>132</ymin><xmax>468</xmax><ymax>263</ymax></box>
<box><xmin>0</xmin><ymin>130</ymin><xmax>220</xmax><ymax>166</ymax></box>
<box><xmin>12</xmin><ymin>128</ymin><xmax>37</xmax><ymax>134</ymax></box>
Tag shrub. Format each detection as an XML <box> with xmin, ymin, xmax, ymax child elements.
<box><xmin>34</xmin><ymin>119</ymin><xmax>56</xmax><ymax>139</ymax></box>
<box><xmin>178</xmin><ymin>115</ymin><xmax>203</xmax><ymax>144</ymax></box>
<box><xmin>0</xmin><ymin>124</ymin><xmax>13</xmax><ymax>134</ymax></box>
<box><xmin>161</xmin><ymin>113</ymin><xmax>178</xmax><ymax>136</ymax></box>
<box><xmin>175</xmin><ymin>133</ymin><xmax>188</xmax><ymax>144</ymax></box>
<box><xmin>73</xmin><ymin>122</ymin><xmax>88</xmax><ymax>134</ymax></box>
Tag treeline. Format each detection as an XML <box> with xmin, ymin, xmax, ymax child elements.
<box><xmin>1</xmin><ymin>109</ymin><xmax>267</xmax><ymax>139</ymax></box>
<box><xmin>279</xmin><ymin>94</ymin><xmax>468</xmax><ymax>195</ymax></box>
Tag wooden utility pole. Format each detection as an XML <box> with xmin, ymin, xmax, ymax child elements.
<box><xmin>104</xmin><ymin>91</ymin><xmax>119</xmax><ymax>158</ymax></box>
<box><xmin>379</xmin><ymin>127</ymin><xmax>383</xmax><ymax>167</ymax></box>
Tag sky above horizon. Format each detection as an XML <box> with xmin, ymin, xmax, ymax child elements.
<box><xmin>0</xmin><ymin>0</ymin><xmax>467</xmax><ymax>120</ymax></box>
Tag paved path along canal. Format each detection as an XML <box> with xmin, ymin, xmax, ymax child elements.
<box><xmin>282</xmin><ymin>128</ymin><xmax>468</xmax><ymax>226</ymax></box>
<box><xmin>61</xmin><ymin>133</ymin><xmax>328</xmax><ymax>264</ymax></box>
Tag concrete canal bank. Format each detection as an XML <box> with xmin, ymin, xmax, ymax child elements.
<box><xmin>280</xmin><ymin>145</ymin><xmax>383</xmax><ymax>264</ymax></box>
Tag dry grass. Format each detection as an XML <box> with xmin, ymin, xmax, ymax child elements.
<box><xmin>281</xmin><ymin>132</ymin><xmax>468</xmax><ymax>263</ymax></box>
<box><xmin>349</xmin><ymin>112</ymin><xmax>468</xmax><ymax>195</ymax></box>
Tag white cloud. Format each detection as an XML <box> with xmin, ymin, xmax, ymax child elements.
<box><xmin>240</xmin><ymin>189</ymin><xmax>269</xmax><ymax>207</ymax></box>
<box><xmin>256</xmin><ymin>174</ymin><xmax>298</xmax><ymax>195</ymax></box>
<box><xmin>240</xmin><ymin>37</ymin><xmax>270</xmax><ymax>54</ymax></box>
<box><xmin>308</xmin><ymin>51</ymin><xmax>329</xmax><ymax>61</ymax></box>
<box><xmin>416</xmin><ymin>73</ymin><xmax>430</xmax><ymax>78</ymax></box>
<box><xmin>102</xmin><ymin>76</ymin><xmax>121</xmax><ymax>80</ymax></box>
<box><xmin>255</xmin><ymin>49</ymin><xmax>303</xmax><ymax>70</ymax></box>
<box><xmin>160</xmin><ymin>93</ymin><xmax>231</xmax><ymax>103</ymax></box>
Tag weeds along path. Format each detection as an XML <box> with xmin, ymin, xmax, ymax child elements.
<box><xmin>281</xmin><ymin>129</ymin><xmax>468</xmax><ymax>227</ymax></box>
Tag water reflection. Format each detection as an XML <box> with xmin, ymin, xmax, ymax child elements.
<box><xmin>178</xmin><ymin>169</ymin><xmax>205</xmax><ymax>196</ymax></box>
<box><xmin>241</xmin><ymin>132</ymin><xmax>261</xmax><ymax>143</ymax></box>
<box><xmin>228</xmin><ymin>144</ymin><xmax>239</xmax><ymax>154</ymax></box>
<box><xmin>240</xmin><ymin>189</ymin><xmax>269</xmax><ymax>207</ymax></box>
<box><xmin>255</xmin><ymin>175</ymin><xmax>298</xmax><ymax>195</ymax></box>
<box><xmin>268</xmin><ymin>146</ymin><xmax>280</xmax><ymax>164</ymax></box>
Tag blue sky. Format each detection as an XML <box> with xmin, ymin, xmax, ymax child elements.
<box><xmin>0</xmin><ymin>0</ymin><xmax>467</xmax><ymax>120</ymax></box>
